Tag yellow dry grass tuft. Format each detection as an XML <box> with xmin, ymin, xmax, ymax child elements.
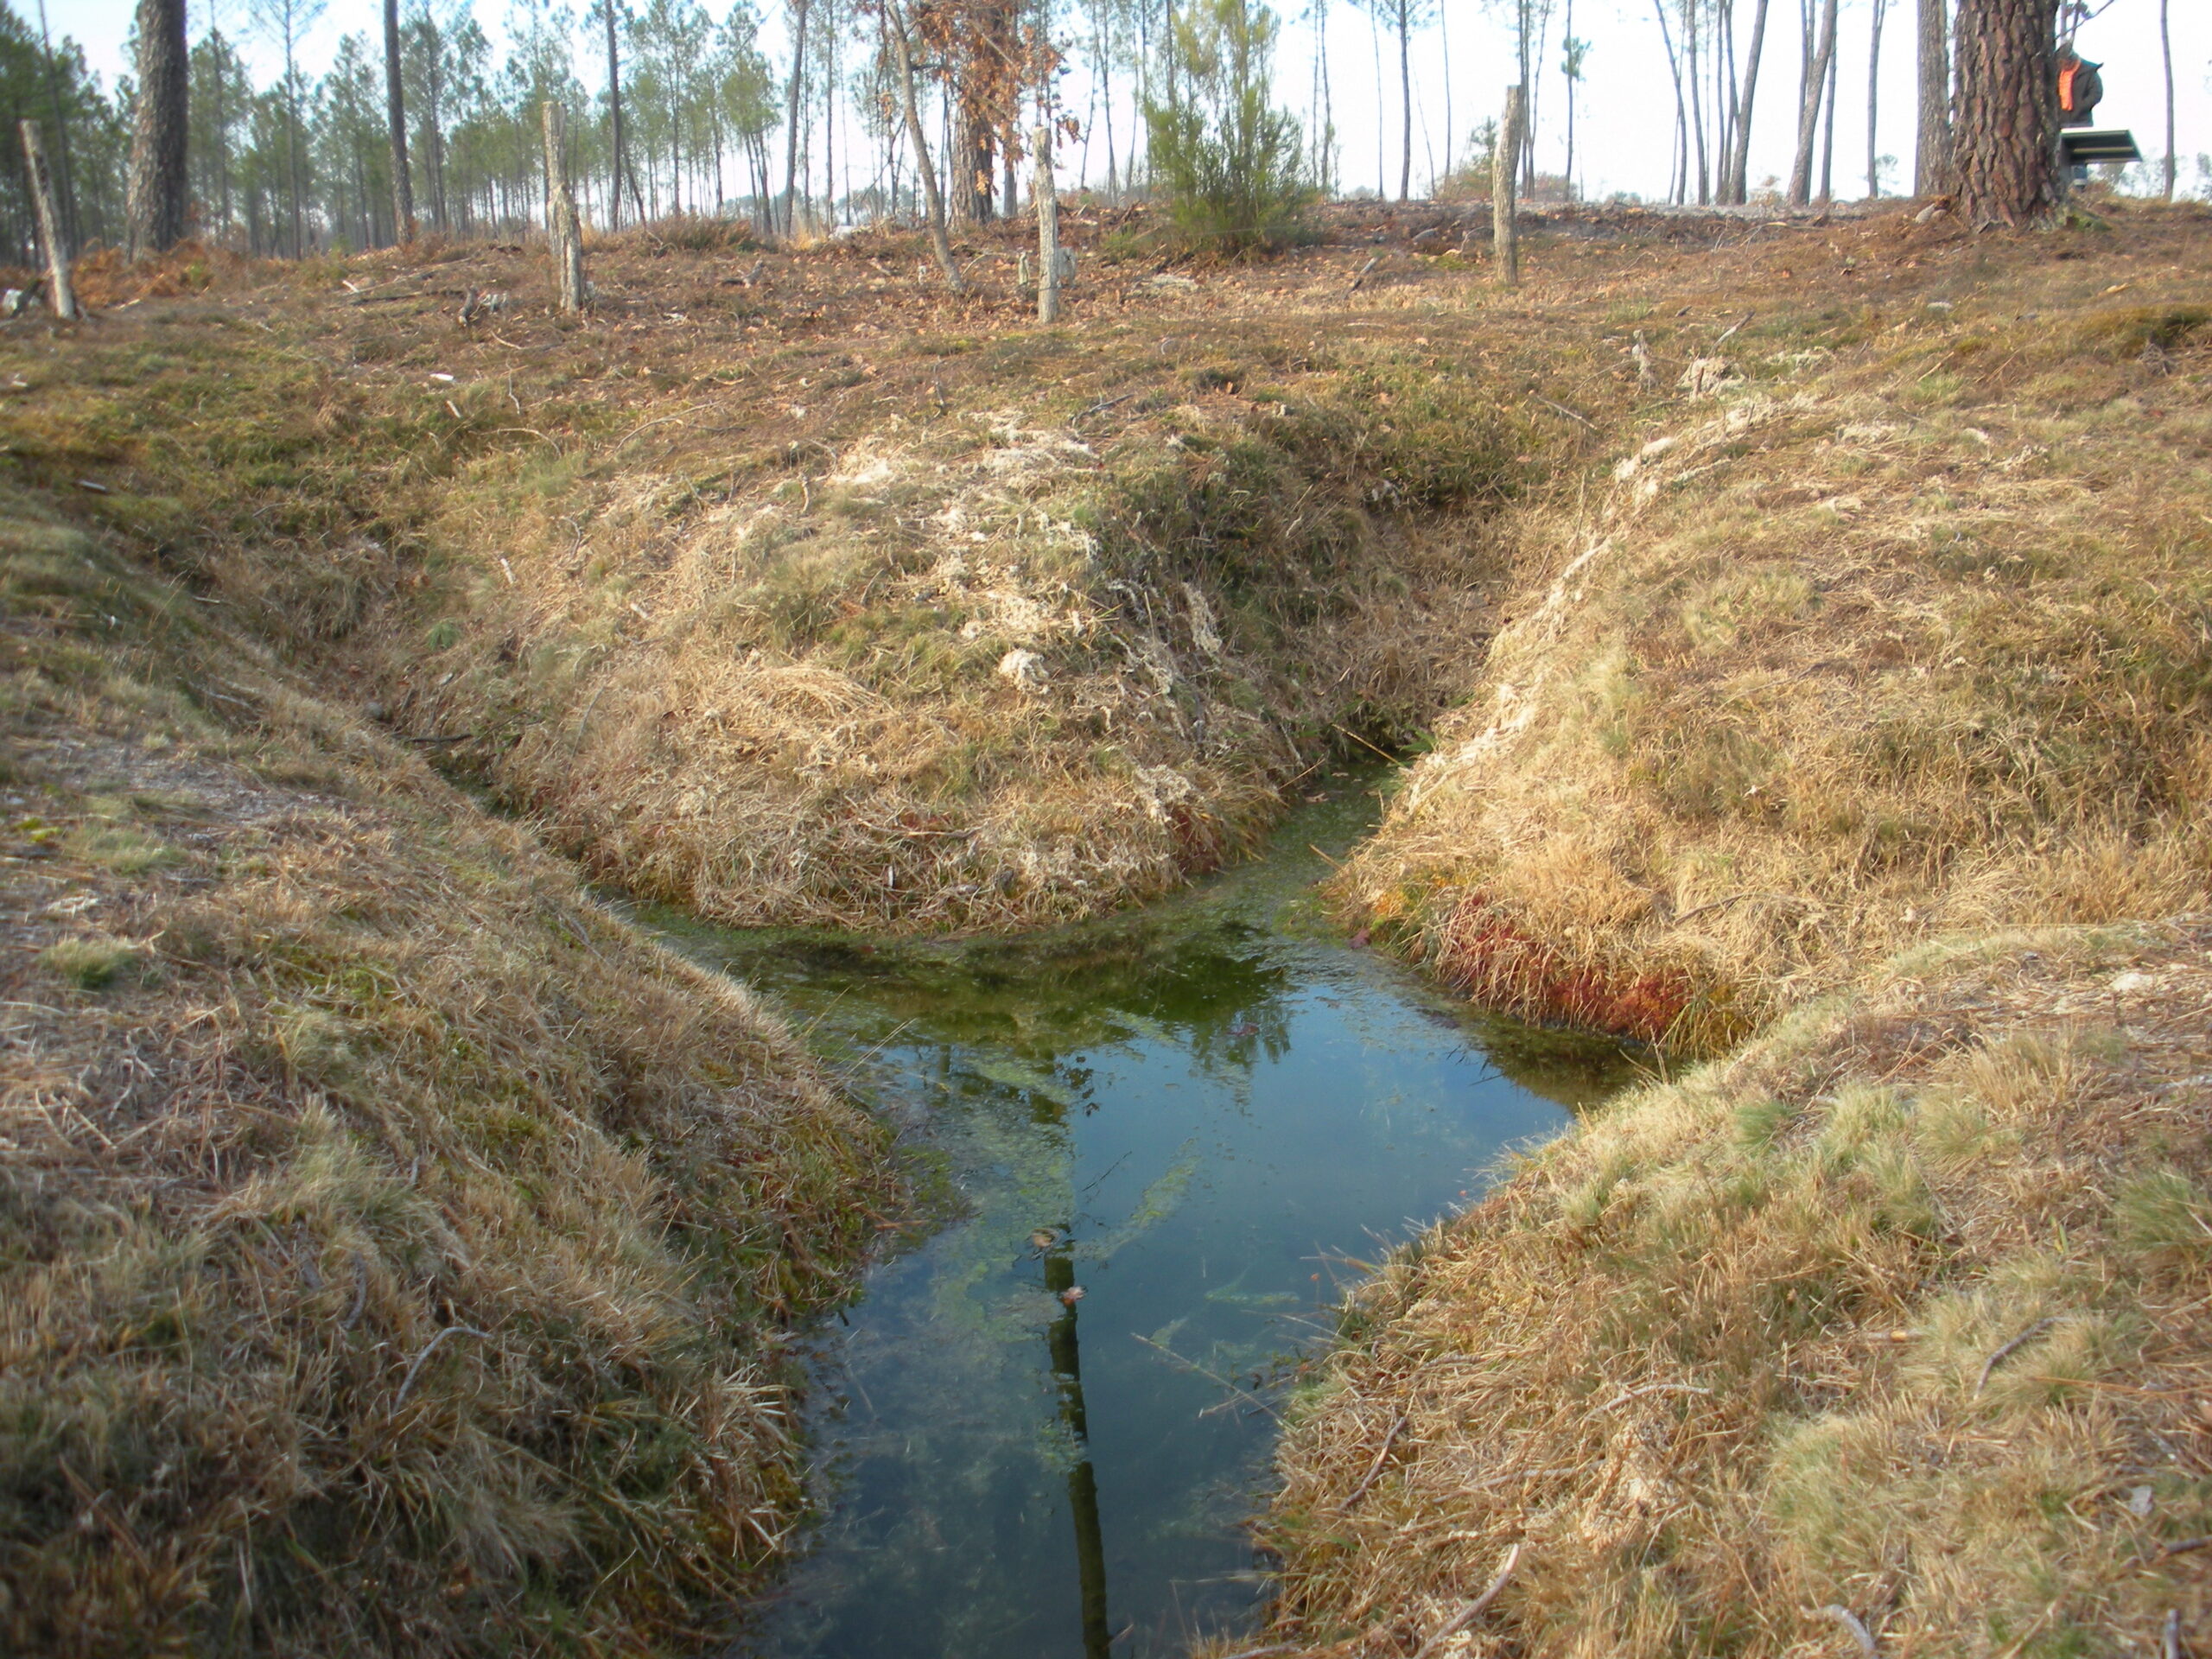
<box><xmin>1342</xmin><ymin>230</ymin><xmax>2212</xmax><ymax>1048</ymax></box>
<box><xmin>1257</xmin><ymin>920</ymin><xmax>2212</xmax><ymax>1658</ymax></box>
<box><xmin>0</xmin><ymin>504</ymin><xmax>894</xmax><ymax>1653</ymax></box>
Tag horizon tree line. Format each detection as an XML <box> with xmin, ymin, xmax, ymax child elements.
<box><xmin>0</xmin><ymin>0</ymin><xmax>2193</xmax><ymax>271</ymax></box>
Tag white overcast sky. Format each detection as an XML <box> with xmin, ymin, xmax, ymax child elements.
<box><xmin>38</xmin><ymin>0</ymin><xmax>2212</xmax><ymax>205</ymax></box>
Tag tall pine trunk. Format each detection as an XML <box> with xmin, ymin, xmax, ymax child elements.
<box><xmin>781</xmin><ymin>0</ymin><xmax>810</xmax><ymax>233</ymax></box>
<box><xmin>1788</xmin><ymin>0</ymin><xmax>1837</xmax><ymax>203</ymax></box>
<box><xmin>1723</xmin><ymin>0</ymin><xmax>1770</xmax><ymax>201</ymax></box>
<box><xmin>1950</xmin><ymin>0</ymin><xmax>2057</xmax><ymax>226</ymax></box>
<box><xmin>2158</xmin><ymin>0</ymin><xmax>2174</xmax><ymax>200</ymax></box>
<box><xmin>384</xmin><ymin>0</ymin><xmax>413</xmax><ymax>242</ymax></box>
<box><xmin>1396</xmin><ymin>0</ymin><xmax>1411</xmax><ymax>201</ymax></box>
<box><xmin>604</xmin><ymin>2</ymin><xmax>627</xmax><ymax>230</ymax></box>
<box><xmin>891</xmin><ymin>4</ymin><xmax>963</xmax><ymax>291</ymax></box>
<box><xmin>1866</xmin><ymin>0</ymin><xmax>1889</xmax><ymax>194</ymax></box>
<box><xmin>125</xmin><ymin>0</ymin><xmax>188</xmax><ymax>257</ymax></box>
<box><xmin>1914</xmin><ymin>0</ymin><xmax>1950</xmax><ymax>194</ymax></box>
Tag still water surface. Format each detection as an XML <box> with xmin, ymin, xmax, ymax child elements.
<box><xmin>650</xmin><ymin>781</ymin><xmax>1633</xmax><ymax>1659</ymax></box>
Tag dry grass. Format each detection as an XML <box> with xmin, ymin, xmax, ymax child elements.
<box><xmin>0</xmin><ymin>502</ymin><xmax>895</xmax><ymax>1654</ymax></box>
<box><xmin>0</xmin><ymin>201</ymin><xmax>1674</xmax><ymax>933</ymax></box>
<box><xmin>1255</xmin><ymin>919</ymin><xmax>2212</xmax><ymax>1657</ymax></box>
<box><xmin>1340</xmin><ymin>207</ymin><xmax>2212</xmax><ymax>1048</ymax></box>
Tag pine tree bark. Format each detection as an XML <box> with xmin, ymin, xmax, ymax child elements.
<box><xmin>781</xmin><ymin>0</ymin><xmax>810</xmax><ymax>234</ymax></box>
<box><xmin>892</xmin><ymin>6</ymin><xmax>964</xmax><ymax>292</ymax></box>
<box><xmin>124</xmin><ymin>0</ymin><xmax>188</xmax><ymax>257</ymax></box>
<box><xmin>1395</xmin><ymin>0</ymin><xmax>1412</xmax><ymax>202</ymax></box>
<box><xmin>1493</xmin><ymin>84</ymin><xmax>1523</xmax><ymax>289</ymax></box>
<box><xmin>602</xmin><ymin>1</ymin><xmax>626</xmax><ymax>230</ymax></box>
<box><xmin>384</xmin><ymin>0</ymin><xmax>414</xmax><ymax>243</ymax></box>
<box><xmin>20</xmin><ymin>120</ymin><xmax>77</xmax><ymax>319</ymax></box>
<box><xmin>543</xmin><ymin>101</ymin><xmax>587</xmax><ymax>314</ymax></box>
<box><xmin>1033</xmin><ymin>124</ymin><xmax>1060</xmax><ymax>323</ymax></box>
<box><xmin>1950</xmin><ymin>0</ymin><xmax>2058</xmax><ymax>225</ymax></box>
<box><xmin>1914</xmin><ymin>0</ymin><xmax>1951</xmax><ymax>194</ymax></box>
<box><xmin>1866</xmin><ymin>0</ymin><xmax>1890</xmax><ymax>195</ymax></box>
<box><xmin>1724</xmin><ymin>0</ymin><xmax>1772</xmax><ymax>202</ymax></box>
<box><xmin>1788</xmin><ymin>0</ymin><xmax>1838</xmax><ymax>204</ymax></box>
<box><xmin>2158</xmin><ymin>0</ymin><xmax>2175</xmax><ymax>200</ymax></box>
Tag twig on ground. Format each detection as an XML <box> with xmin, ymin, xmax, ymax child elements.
<box><xmin>1530</xmin><ymin>392</ymin><xmax>1600</xmax><ymax>430</ymax></box>
<box><xmin>1410</xmin><ymin>1543</ymin><xmax>1522</xmax><ymax>1659</ymax></box>
<box><xmin>1339</xmin><ymin>1411</ymin><xmax>1410</xmax><ymax>1510</ymax></box>
<box><xmin>1975</xmin><ymin>1317</ymin><xmax>2057</xmax><ymax>1396</ymax></box>
<box><xmin>1591</xmin><ymin>1382</ymin><xmax>1713</xmax><ymax>1414</ymax></box>
<box><xmin>1820</xmin><ymin>1605</ymin><xmax>1878</xmax><ymax>1656</ymax></box>
<box><xmin>393</xmin><ymin>1325</ymin><xmax>493</xmax><ymax>1408</ymax></box>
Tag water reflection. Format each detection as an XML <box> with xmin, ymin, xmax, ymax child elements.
<box><xmin>653</xmin><ymin>779</ymin><xmax>1636</xmax><ymax>1659</ymax></box>
<box><xmin>1042</xmin><ymin>1238</ymin><xmax>1110</xmax><ymax>1659</ymax></box>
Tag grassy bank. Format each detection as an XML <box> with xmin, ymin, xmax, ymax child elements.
<box><xmin>1257</xmin><ymin>203</ymin><xmax>2212</xmax><ymax>1656</ymax></box>
<box><xmin>0</xmin><ymin>499</ymin><xmax>893</xmax><ymax>1653</ymax></box>
<box><xmin>1259</xmin><ymin>922</ymin><xmax>2212</xmax><ymax>1656</ymax></box>
<box><xmin>0</xmin><ymin>209</ymin><xmax>1634</xmax><ymax>931</ymax></box>
<box><xmin>1338</xmin><ymin>208</ymin><xmax>2212</xmax><ymax>1048</ymax></box>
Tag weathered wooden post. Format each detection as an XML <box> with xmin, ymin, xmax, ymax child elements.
<box><xmin>541</xmin><ymin>100</ymin><xmax>587</xmax><ymax>315</ymax></box>
<box><xmin>1492</xmin><ymin>85</ymin><xmax>1524</xmax><ymax>290</ymax></box>
<box><xmin>1033</xmin><ymin>124</ymin><xmax>1061</xmax><ymax>325</ymax></box>
<box><xmin>19</xmin><ymin>121</ymin><xmax>78</xmax><ymax>321</ymax></box>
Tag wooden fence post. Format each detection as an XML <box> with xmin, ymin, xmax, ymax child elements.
<box><xmin>20</xmin><ymin>121</ymin><xmax>78</xmax><ymax>321</ymax></box>
<box><xmin>541</xmin><ymin>101</ymin><xmax>587</xmax><ymax>315</ymax></box>
<box><xmin>1033</xmin><ymin>124</ymin><xmax>1061</xmax><ymax>324</ymax></box>
<box><xmin>1493</xmin><ymin>86</ymin><xmax>1525</xmax><ymax>290</ymax></box>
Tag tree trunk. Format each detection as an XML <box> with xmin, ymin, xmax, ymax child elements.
<box><xmin>1560</xmin><ymin>0</ymin><xmax>1573</xmax><ymax>194</ymax></box>
<box><xmin>1493</xmin><ymin>83</ymin><xmax>1523</xmax><ymax>288</ymax></box>
<box><xmin>1654</xmin><ymin>0</ymin><xmax>1689</xmax><ymax>204</ymax></box>
<box><xmin>34</xmin><ymin>0</ymin><xmax>81</xmax><ymax>250</ymax></box>
<box><xmin>125</xmin><ymin>0</ymin><xmax>188</xmax><ymax>258</ymax></box>
<box><xmin>1789</xmin><ymin>0</ymin><xmax>1838</xmax><ymax>203</ymax></box>
<box><xmin>1687</xmin><ymin>0</ymin><xmax>1711</xmax><ymax>203</ymax></box>
<box><xmin>1725</xmin><ymin>0</ymin><xmax>1771</xmax><ymax>201</ymax></box>
<box><xmin>1950</xmin><ymin>0</ymin><xmax>2057</xmax><ymax>226</ymax></box>
<box><xmin>892</xmin><ymin>8</ymin><xmax>964</xmax><ymax>292</ymax></box>
<box><xmin>384</xmin><ymin>0</ymin><xmax>414</xmax><ymax>243</ymax></box>
<box><xmin>781</xmin><ymin>0</ymin><xmax>810</xmax><ymax>234</ymax></box>
<box><xmin>543</xmin><ymin>101</ymin><xmax>587</xmax><ymax>313</ymax></box>
<box><xmin>1866</xmin><ymin>0</ymin><xmax>1889</xmax><ymax>194</ymax></box>
<box><xmin>20</xmin><ymin>121</ymin><xmax>77</xmax><ymax>319</ymax></box>
<box><xmin>2158</xmin><ymin>0</ymin><xmax>2175</xmax><ymax>200</ymax></box>
<box><xmin>1914</xmin><ymin>0</ymin><xmax>1951</xmax><ymax>194</ymax></box>
<box><xmin>1033</xmin><ymin>124</ymin><xmax>1060</xmax><ymax>323</ymax></box>
<box><xmin>1819</xmin><ymin>16</ymin><xmax>1839</xmax><ymax>200</ymax></box>
<box><xmin>1370</xmin><ymin>4</ymin><xmax>1385</xmax><ymax>197</ymax></box>
<box><xmin>604</xmin><ymin>1</ymin><xmax>626</xmax><ymax>231</ymax></box>
<box><xmin>1396</xmin><ymin>0</ymin><xmax>1412</xmax><ymax>201</ymax></box>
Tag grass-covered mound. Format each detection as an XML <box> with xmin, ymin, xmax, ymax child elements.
<box><xmin>1338</xmin><ymin>209</ymin><xmax>2212</xmax><ymax>1048</ymax></box>
<box><xmin>0</xmin><ymin>503</ymin><xmax>893</xmax><ymax>1654</ymax></box>
<box><xmin>1259</xmin><ymin>921</ymin><xmax>2212</xmax><ymax>1656</ymax></box>
<box><xmin>0</xmin><ymin>215</ymin><xmax>1605</xmax><ymax>933</ymax></box>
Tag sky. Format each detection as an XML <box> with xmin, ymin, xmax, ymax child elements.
<box><xmin>38</xmin><ymin>0</ymin><xmax>2212</xmax><ymax>207</ymax></box>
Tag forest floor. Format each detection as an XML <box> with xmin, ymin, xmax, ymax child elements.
<box><xmin>3</xmin><ymin>194</ymin><xmax>2211</xmax><ymax>1655</ymax></box>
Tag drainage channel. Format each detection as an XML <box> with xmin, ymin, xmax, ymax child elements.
<box><xmin>645</xmin><ymin>775</ymin><xmax>1636</xmax><ymax>1659</ymax></box>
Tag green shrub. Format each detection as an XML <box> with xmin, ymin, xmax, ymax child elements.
<box><xmin>1141</xmin><ymin>0</ymin><xmax>1315</xmax><ymax>256</ymax></box>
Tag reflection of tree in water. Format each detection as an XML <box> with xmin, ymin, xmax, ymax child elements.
<box><xmin>714</xmin><ymin>910</ymin><xmax>1299</xmax><ymax>1096</ymax></box>
<box><xmin>1042</xmin><ymin>1237</ymin><xmax>1110</xmax><ymax>1659</ymax></box>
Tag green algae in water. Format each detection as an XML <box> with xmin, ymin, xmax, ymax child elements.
<box><xmin>647</xmin><ymin>778</ymin><xmax>1635</xmax><ymax>1659</ymax></box>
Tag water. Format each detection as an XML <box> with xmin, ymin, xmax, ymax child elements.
<box><xmin>644</xmin><ymin>778</ymin><xmax>1634</xmax><ymax>1659</ymax></box>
